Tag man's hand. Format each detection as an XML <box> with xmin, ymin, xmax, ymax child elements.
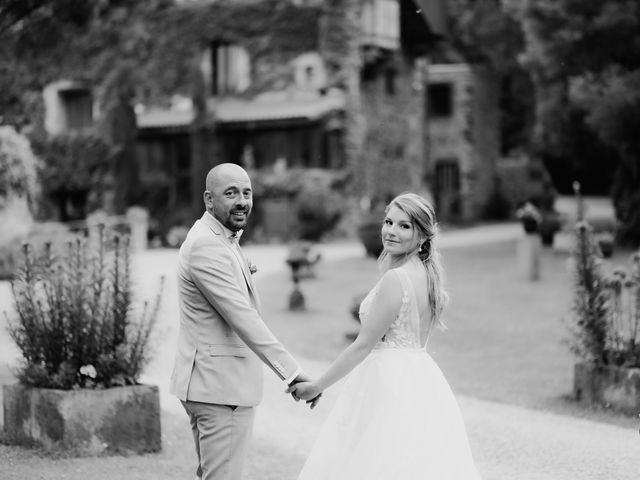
<box><xmin>287</xmin><ymin>372</ymin><xmax>311</xmax><ymax>401</ymax></box>
<box><xmin>285</xmin><ymin>380</ymin><xmax>322</xmax><ymax>409</ymax></box>
<box><xmin>286</xmin><ymin>373</ymin><xmax>322</xmax><ymax>409</ymax></box>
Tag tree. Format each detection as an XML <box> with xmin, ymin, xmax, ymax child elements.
<box><xmin>30</xmin><ymin>132</ymin><xmax>112</xmax><ymax>221</ymax></box>
<box><xmin>0</xmin><ymin>1</ymin><xmax>178</xmax><ymax>124</ymax></box>
<box><xmin>0</xmin><ymin>126</ymin><xmax>39</xmax><ymax>207</ymax></box>
<box><xmin>0</xmin><ymin>1</ymin><xmax>180</xmax><ymax>218</ymax></box>
<box><xmin>442</xmin><ymin>0</ymin><xmax>535</xmax><ymax>156</ymax></box>
<box><xmin>517</xmin><ymin>0</ymin><xmax>640</xmax><ymax>243</ymax></box>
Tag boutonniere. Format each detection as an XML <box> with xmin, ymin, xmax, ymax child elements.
<box><xmin>248</xmin><ymin>259</ymin><xmax>258</xmax><ymax>275</ymax></box>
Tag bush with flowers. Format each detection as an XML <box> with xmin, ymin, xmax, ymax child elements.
<box><xmin>6</xmin><ymin>226</ymin><xmax>163</xmax><ymax>389</ymax></box>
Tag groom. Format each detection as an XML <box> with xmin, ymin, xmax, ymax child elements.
<box><xmin>170</xmin><ymin>163</ymin><xmax>316</xmax><ymax>480</ymax></box>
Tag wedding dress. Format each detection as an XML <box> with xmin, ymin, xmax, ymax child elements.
<box><xmin>297</xmin><ymin>266</ymin><xmax>482</xmax><ymax>479</ymax></box>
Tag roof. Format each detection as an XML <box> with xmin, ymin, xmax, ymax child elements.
<box><xmin>414</xmin><ymin>0</ymin><xmax>449</xmax><ymax>38</ymax></box>
<box><xmin>136</xmin><ymin>109</ymin><xmax>194</xmax><ymax>129</ymax></box>
<box><xmin>137</xmin><ymin>92</ymin><xmax>345</xmax><ymax>130</ymax></box>
<box><xmin>215</xmin><ymin>93</ymin><xmax>345</xmax><ymax>124</ymax></box>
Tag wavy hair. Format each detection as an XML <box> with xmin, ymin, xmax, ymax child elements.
<box><xmin>379</xmin><ymin>193</ymin><xmax>449</xmax><ymax>327</ymax></box>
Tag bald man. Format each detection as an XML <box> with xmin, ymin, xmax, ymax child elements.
<box><xmin>170</xmin><ymin>163</ymin><xmax>313</xmax><ymax>480</ymax></box>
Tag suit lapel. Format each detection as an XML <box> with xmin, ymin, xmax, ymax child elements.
<box><xmin>199</xmin><ymin>213</ymin><xmax>260</xmax><ymax>306</ymax></box>
<box><xmin>231</xmin><ymin>244</ymin><xmax>263</xmax><ymax>312</ymax></box>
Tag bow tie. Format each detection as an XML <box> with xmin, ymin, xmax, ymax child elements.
<box><xmin>229</xmin><ymin>231</ymin><xmax>242</xmax><ymax>244</ymax></box>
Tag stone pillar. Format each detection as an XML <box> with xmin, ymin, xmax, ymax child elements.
<box><xmin>86</xmin><ymin>209</ymin><xmax>109</xmax><ymax>243</ymax></box>
<box><xmin>126</xmin><ymin>206</ymin><xmax>149</xmax><ymax>252</ymax></box>
<box><xmin>518</xmin><ymin>233</ymin><xmax>541</xmax><ymax>281</ymax></box>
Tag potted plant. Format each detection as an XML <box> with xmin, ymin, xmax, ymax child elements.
<box><xmin>516</xmin><ymin>202</ymin><xmax>542</xmax><ymax>234</ymax></box>
<box><xmin>567</xmin><ymin>220</ymin><xmax>640</xmax><ymax>415</ymax></box>
<box><xmin>3</xmin><ymin>227</ymin><xmax>164</xmax><ymax>455</ymax></box>
<box><xmin>596</xmin><ymin>231</ymin><xmax>615</xmax><ymax>258</ymax></box>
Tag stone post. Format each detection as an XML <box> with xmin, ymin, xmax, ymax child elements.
<box><xmin>126</xmin><ymin>206</ymin><xmax>149</xmax><ymax>252</ymax></box>
<box><xmin>518</xmin><ymin>233</ymin><xmax>541</xmax><ymax>281</ymax></box>
<box><xmin>86</xmin><ymin>209</ymin><xmax>109</xmax><ymax>243</ymax></box>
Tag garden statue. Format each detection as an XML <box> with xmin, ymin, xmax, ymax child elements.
<box><xmin>286</xmin><ymin>251</ymin><xmax>306</xmax><ymax>311</ymax></box>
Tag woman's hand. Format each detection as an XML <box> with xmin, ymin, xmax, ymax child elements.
<box><xmin>285</xmin><ymin>381</ymin><xmax>322</xmax><ymax>408</ymax></box>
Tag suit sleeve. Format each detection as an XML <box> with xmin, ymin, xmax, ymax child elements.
<box><xmin>189</xmin><ymin>237</ymin><xmax>301</xmax><ymax>382</ymax></box>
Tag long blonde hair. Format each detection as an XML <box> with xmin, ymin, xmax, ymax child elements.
<box><xmin>378</xmin><ymin>193</ymin><xmax>449</xmax><ymax>327</ymax></box>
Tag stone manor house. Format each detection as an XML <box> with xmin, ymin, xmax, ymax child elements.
<box><xmin>42</xmin><ymin>0</ymin><xmax>510</xmax><ymax>232</ymax></box>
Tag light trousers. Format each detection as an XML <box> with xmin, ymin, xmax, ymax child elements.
<box><xmin>181</xmin><ymin>400</ymin><xmax>255</xmax><ymax>480</ymax></box>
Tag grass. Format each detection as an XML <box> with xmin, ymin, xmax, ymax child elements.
<box><xmin>260</xmin><ymin>238</ymin><xmax>638</xmax><ymax>429</ymax></box>
<box><xmin>0</xmin><ymin>236</ymin><xmax>637</xmax><ymax>479</ymax></box>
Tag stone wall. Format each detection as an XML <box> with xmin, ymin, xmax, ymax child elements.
<box><xmin>361</xmin><ymin>52</ymin><xmax>426</xmax><ymax>206</ymax></box>
<box><xmin>426</xmin><ymin>63</ymin><xmax>500</xmax><ymax>221</ymax></box>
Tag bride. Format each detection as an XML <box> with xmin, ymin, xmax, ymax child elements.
<box><xmin>288</xmin><ymin>193</ymin><xmax>482</xmax><ymax>479</ymax></box>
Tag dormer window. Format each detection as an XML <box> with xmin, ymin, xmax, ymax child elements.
<box><xmin>203</xmin><ymin>42</ymin><xmax>251</xmax><ymax>97</ymax></box>
<box><xmin>292</xmin><ymin>52</ymin><xmax>327</xmax><ymax>91</ymax></box>
<box><xmin>361</xmin><ymin>0</ymin><xmax>400</xmax><ymax>51</ymax></box>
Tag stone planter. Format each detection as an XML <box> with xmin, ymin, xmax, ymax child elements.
<box><xmin>3</xmin><ymin>384</ymin><xmax>161</xmax><ymax>455</ymax></box>
<box><xmin>573</xmin><ymin>362</ymin><xmax>640</xmax><ymax>415</ymax></box>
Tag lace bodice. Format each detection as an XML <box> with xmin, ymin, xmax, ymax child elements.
<box><xmin>359</xmin><ymin>267</ymin><xmax>432</xmax><ymax>350</ymax></box>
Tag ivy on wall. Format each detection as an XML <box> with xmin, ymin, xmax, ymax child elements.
<box><xmin>1</xmin><ymin>0</ymin><xmax>322</xmax><ymax>125</ymax></box>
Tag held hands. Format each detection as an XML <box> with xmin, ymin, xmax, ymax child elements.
<box><xmin>286</xmin><ymin>374</ymin><xmax>322</xmax><ymax>410</ymax></box>
<box><xmin>288</xmin><ymin>382</ymin><xmax>321</xmax><ymax>401</ymax></box>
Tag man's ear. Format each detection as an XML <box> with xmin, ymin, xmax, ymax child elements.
<box><xmin>203</xmin><ymin>190</ymin><xmax>213</xmax><ymax>209</ymax></box>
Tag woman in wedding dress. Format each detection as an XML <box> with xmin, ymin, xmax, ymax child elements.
<box><xmin>288</xmin><ymin>193</ymin><xmax>482</xmax><ymax>479</ymax></box>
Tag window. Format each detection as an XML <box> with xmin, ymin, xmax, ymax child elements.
<box><xmin>292</xmin><ymin>53</ymin><xmax>327</xmax><ymax>91</ymax></box>
<box><xmin>59</xmin><ymin>88</ymin><xmax>93</xmax><ymax>130</ymax></box>
<box><xmin>361</xmin><ymin>0</ymin><xmax>400</xmax><ymax>50</ymax></box>
<box><xmin>208</xmin><ymin>42</ymin><xmax>251</xmax><ymax>96</ymax></box>
<box><xmin>427</xmin><ymin>82</ymin><xmax>453</xmax><ymax>118</ymax></box>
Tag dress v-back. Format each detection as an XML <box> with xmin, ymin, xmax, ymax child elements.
<box><xmin>297</xmin><ymin>265</ymin><xmax>482</xmax><ymax>480</ymax></box>
<box><xmin>361</xmin><ymin>265</ymin><xmax>432</xmax><ymax>350</ymax></box>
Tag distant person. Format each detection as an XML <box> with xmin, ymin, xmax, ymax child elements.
<box><xmin>170</xmin><ymin>163</ymin><xmax>318</xmax><ymax>480</ymax></box>
<box><xmin>288</xmin><ymin>192</ymin><xmax>482</xmax><ymax>479</ymax></box>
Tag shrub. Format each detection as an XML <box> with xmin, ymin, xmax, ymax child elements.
<box><xmin>295</xmin><ymin>182</ymin><xmax>342</xmax><ymax>242</ymax></box>
<box><xmin>482</xmin><ymin>176</ymin><xmax>512</xmax><ymax>221</ymax></box>
<box><xmin>0</xmin><ymin>126</ymin><xmax>40</xmax><ymax>208</ymax></box>
<box><xmin>30</xmin><ymin>132</ymin><xmax>112</xmax><ymax>221</ymax></box>
<box><xmin>251</xmin><ymin>167</ymin><xmax>346</xmax><ymax>242</ymax></box>
<box><xmin>567</xmin><ymin>219</ymin><xmax>640</xmax><ymax>367</ymax></box>
<box><xmin>5</xmin><ymin>226</ymin><xmax>163</xmax><ymax>389</ymax></box>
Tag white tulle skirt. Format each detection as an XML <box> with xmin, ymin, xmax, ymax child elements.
<box><xmin>297</xmin><ymin>348</ymin><xmax>482</xmax><ymax>480</ymax></box>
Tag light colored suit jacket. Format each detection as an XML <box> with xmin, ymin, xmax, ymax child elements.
<box><xmin>169</xmin><ymin>212</ymin><xmax>301</xmax><ymax>407</ymax></box>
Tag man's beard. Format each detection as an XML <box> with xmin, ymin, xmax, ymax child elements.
<box><xmin>225</xmin><ymin>209</ymin><xmax>250</xmax><ymax>231</ymax></box>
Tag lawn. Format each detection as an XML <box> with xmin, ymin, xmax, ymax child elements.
<box><xmin>259</xmin><ymin>238</ymin><xmax>638</xmax><ymax>429</ymax></box>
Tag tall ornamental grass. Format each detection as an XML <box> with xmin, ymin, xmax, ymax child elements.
<box><xmin>6</xmin><ymin>226</ymin><xmax>164</xmax><ymax>389</ymax></box>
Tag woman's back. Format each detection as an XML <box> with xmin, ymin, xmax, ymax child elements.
<box><xmin>360</xmin><ymin>259</ymin><xmax>435</xmax><ymax>350</ymax></box>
